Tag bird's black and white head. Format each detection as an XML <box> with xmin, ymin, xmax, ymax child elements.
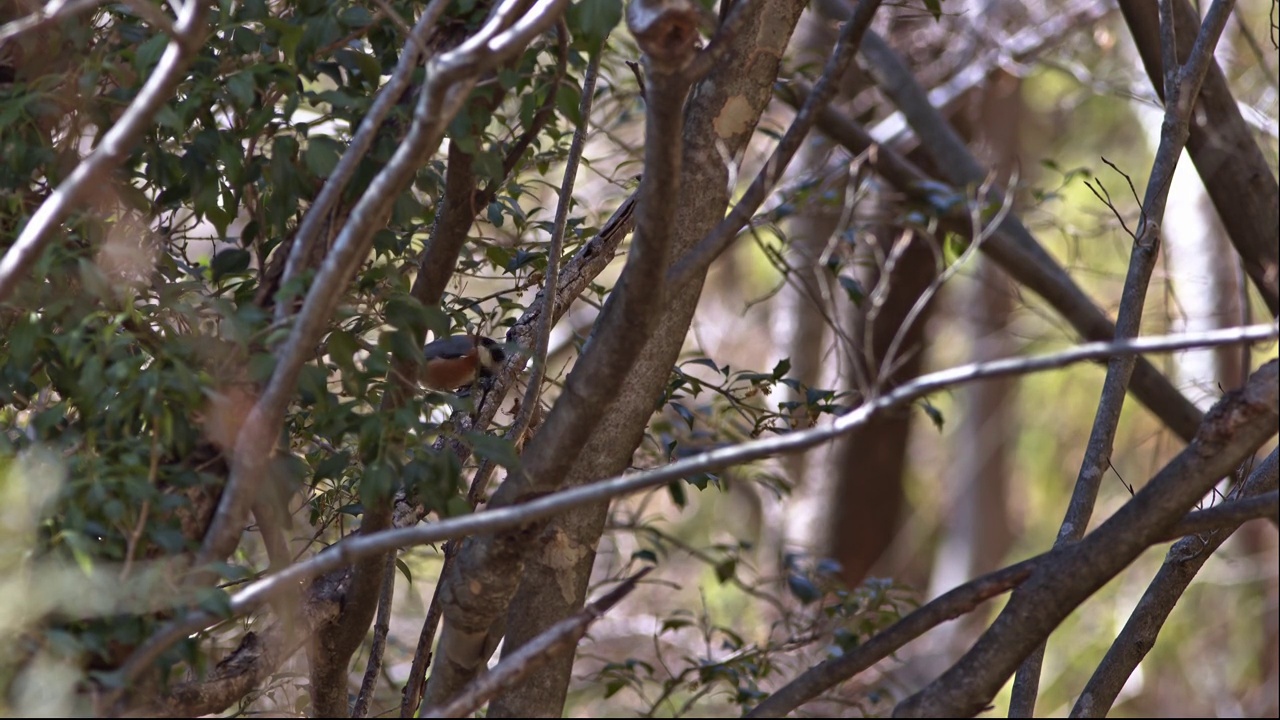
<box><xmin>474</xmin><ymin>336</ymin><xmax>506</xmax><ymax>376</ymax></box>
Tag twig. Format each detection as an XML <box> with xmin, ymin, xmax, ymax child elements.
<box><xmin>398</xmin><ymin>571</ymin><xmax>447</xmax><ymax>717</ymax></box>
<box><xmin>421</xmin><ymin>0</ymin><xmax>704</xmax><ymax>702</ymax></box>
<box><xmin>778</xmin><ymin>71</ymin><xmax>1205</xmax><ymax>442</ymax></box>
<box><xmin>468</xmin><ymin>44</ymin><xmax>605</xmax><ymax>504</ymax></box>
<box><xmin>352</xmin><ymin>553</ymin><xmax>398</xmax><ymax>718</ymax></box>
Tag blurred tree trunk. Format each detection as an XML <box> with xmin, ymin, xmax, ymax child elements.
<box><xmin>826</xmin><ymin>230</ymin><xmax>936</xmax><ymax>588</ymax></box>
<box><xmin>926</xmin><ymin>69</ymin><xmax>1021</xmax><ymax>618</ymax></box>
<box><xmin>773</xmin><ymin>10</ymin><xmax>864</xmax><ymax>557</ymax></box>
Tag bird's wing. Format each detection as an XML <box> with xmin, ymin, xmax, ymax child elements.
<box><xmin>423</xmin><ymin>335</ymin><xmax>474</xmax><ymax>359</ymax></box>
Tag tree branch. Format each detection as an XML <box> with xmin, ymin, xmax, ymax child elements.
<box><xmin>668</xmin><ymin>0</ymin><xmax>883</xmax><ymax>287</ymax></box>
<box><xmin>1011</xmin><ymin>2</ymin><xmax>1236</xmax><ymax>709</ymax></box>
<box><xmin>1119</xmin><ymin>0</ymin><xmax>1279</xmax><ymax>315</ymax></box>
<box><xmin>1071</xmin><ymin>449</ymin><xmax>1279</xmax><ymax>717</ymax></box>
<box><xmin>744</xmin><ymin>460</ymin><xmax>1279</xmax><ymax>719</ymax></box>
<box><xmin>422</xmin><ymin>0</ymin><xmax>704</xmax><ymax>702</ymax></box>
<box><xmin>893</xmin><ymin>359</ymin><xmax>1277</xmax><ymax>717</ymax></box>
<box><xmin>419</xmin><ymin>569</ymin><xmax>650</xmax><ymax>718</ymax></box>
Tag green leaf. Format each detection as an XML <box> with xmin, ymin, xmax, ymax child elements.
<box><xmin>666</xmin><ymin>480</ymin><xmax>687</xmax><ymax>508</ymax></box>
<box><xmin>786</xmin><ymin>573</ymin><xmax>822</xmax><ymax>604</ymax></box>
<box><xmin>384</xmin><ymin>294</ymin><xmax>428</xmax><ymax>335</ymax></box>
<box><xmin>771</xmin><ymin>358</ymin><xmax>791</xmax><ymax>380</ymax></box>
<box><xmin>210</xmin><ymin>249</ymin><xmax>250</xmax><ymax>281</ymax></box>
<box><xmin>838</xmin><ymin>275</ymin><xmax>864</xmax><ymax>305</ymax></box>
<box><xmin>304</xmin><ymin>135</ymin><xmax>344</xmax><ymax>178</ymax></box>
<box><xmin>327</xmin><ymin>330</ymin><xmax>360</xmax><ymax>371</ymax></box>
<box><xmin>922</xmin><ymin>0</ymin><xmax>944</xmax><ymax>20</ymax></box>
<box><xmin>464</xmin><ymin>432</ymin><xmax>523</xmax><ymax>471</ymax></box>
<box><xmin>568</xmin><ymin>0</ymin><xmax>623</xmax><ymax>51</ymax></box>
<box><xmin>134</xmin><ymin>34</ymin><xmax>169</xmax><ymax>75</ymax></box>
<box><xmin>225</xmin><ymin>72</ymin><xmax>256</xmax><ymax>110</ymax></box>
<box><xmin>943</xmin><ymin>231</ymin><xmax>970</xmax><ymax>267</ymax></box>
<box><xmin>395</xmin><ymin>557</ymin><xmax>413</xmax><ymax>584</ymax></box>
<box><xmin>920</xmin><ymin>399</ymin><xmax>945</xmax><ymax>432</ymax></box>
<box><xmin>7</xmin><ymin>313</ymin><xmax>38</xmax><ymax>366</ymax></box>
<box><xmin>714</xmin><ymin>558</ymin><xmax>737</xmax><ymax>584</ymax></box>
<box><xmin>555</xmin><ymin>83</ymin><xmax>582</xmax><ymax>126</ymax></box>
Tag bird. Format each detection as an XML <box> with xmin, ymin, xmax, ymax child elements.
<box><xmin>420</xmin><ymin>334</ymin><xmax>506</xmax><ymax>391</ymax></box>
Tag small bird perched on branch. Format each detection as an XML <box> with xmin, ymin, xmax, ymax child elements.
<box><xmin>420</xmin><ymin>335</ymin><xmax>506</xmax><ymax>391</ymax></box>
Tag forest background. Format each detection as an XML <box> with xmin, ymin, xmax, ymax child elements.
<box><xmin>0</xmin><ymin>0</ymin><xmax>1277</xmax><ymax>716</ymax></box>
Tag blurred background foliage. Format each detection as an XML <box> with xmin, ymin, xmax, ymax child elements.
<box><xmin>1</xmin><ymin>0</ymin><xmax>1277</xmax><ymax>716</ymax></box>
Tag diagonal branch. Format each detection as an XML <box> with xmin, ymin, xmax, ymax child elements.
<box><xmin>893</xmin><ymin>357</ymin><xmax>1277</xmax><ymax>717</ymax></box>
<box><xmin>777</xmin><ymin>81</ymin><xmax>1205</xmax><ymax>442</ymax></box>
<box><xmin>1119</xmin><ymin>0</ymin><xmax>1279</xmax><ymax>315</ymax></box>
<box><xmin>1070</xmin><ymin>449</ymin><xmax>1279</xmax><ymax>717</ymax></box>
<box><xmin>744</xmin><ymin>459</ymin><xmax>1280</xmax><ymax>719</ymax></box>
<box><xmin>1010</xmin><ymin>2</ymin><xmax>1237</xmax><ymax>710</ymax></box>
<box><xmin>420</xmin><ymin>569</ymin><xmax>651</xmax><ymax>718</ymax></box>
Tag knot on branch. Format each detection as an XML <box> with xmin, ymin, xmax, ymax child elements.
<box><xmin>626</xmin><ymin>0</ymin><xmax>703</xmax><ymax>73</ymax></box>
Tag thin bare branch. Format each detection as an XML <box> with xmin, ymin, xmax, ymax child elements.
<box><xmin>778</xmin><ymin>80</ymin><xmax>1204</xmax><ymax>441</ymax></box>
<box><xmin>470</xmin><ymin>44</ymin><xmax>606</xmax><ymax>502</ymax></box>
<box><xmin>895</xmin><ymin>359</ymin><xmax>1275</xmax><ymax>717</ymax></box>
<box><xmin>747</xmin><ymin>560</ymin><xmax>1038</xmax><ymax>718</ymax></box>
<box><xmin>423</xmin><ymin>1</ymin><xmax>700</xmax><ymax>701</ymax></box>
<box><xmin>744</xmin><ymin>474</ymin><xmax>1279</xmax><ymax>719</ymax></box>
<box><xmin>352</xmin><ymin>554</ymin><xmax>397</xmax><ymax>718</ymax></box>
<box><xmin>1011</xmin><ymin>1</ymin><xmax>1237</xmax><ymax>710</ymax></box>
